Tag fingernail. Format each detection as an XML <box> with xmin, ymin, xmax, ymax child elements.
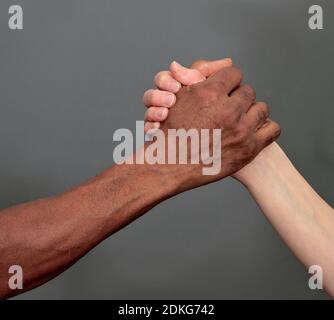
<box><xmin>157</xmin><ymin>108</ymin><xmax>167</xmax><ymax>119</ymax></box>
<box><xmin>172</xmin><ymin>61</ymin><xmax>180</xmax><ymax>67</ymax></box>
<box><xmin>223</xmin><ymin>58</ymin><xmax>233</xmax><ymax>64</ymax></box>
<box><xmin>171</xmin><ymin>60</ymin><xmax>183</xmax><ymax>70</ymax></box>
<box><xmin>169</xmin><ymin>80</ymin><xmax>181</xmax><ymax>93</ymax></box>
<box><xmin>171</xmin><ymin>60</ymin><xmax>178</xmax><ymax>67</ymax></box>
<box><xmin>163</xmin><ymin>94</ymin><xmax>175</xmax><ymax>107</ymax></box>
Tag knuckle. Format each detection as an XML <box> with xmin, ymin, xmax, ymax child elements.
<box><xmin>272</xmin><ymin>122</ymin><xmax>282</xmax><ymax>138</ymax></box>
<box><xmin>265</xmin><ymin>121</ymin><xmax>281</xmax><ymax>144</ymax></box>
<box><xmin>214</xmin><ymin>66</ymin><xmax>243</xmax><ymax>91</ymax></box>
<box><xmin>154</xmin><ymin>71</ymin><xmax>168</xmax><ymax>87</ymax></box>
<box><xmin>144</xmin><ymin>109</ymin><xmax>151</xmax><ymax>120</ymax></box>
<box><xmin>241</xmin><ymin>84</ymin><xmax>256</xmax><ymax>101</ymax></box>
<box><xmin>260</xmin><ymin>102</ymin><xmax>269</xmax><ymax>115</ymax></box>
<box><xmin>257</xmin><ymin>102</ymin><xmax>269</xmax><ymax>121</ymax></box>
<box><xmin>153</xmin><ymin>72</ymin><xmax>162</xmax><ymax>85</ymax></box>
<box><xmin>230</xmin><ymin>66</ymin><xmax>243</xmax><ymax>82</ymax></box>
<box><xmin>143</xmin><ymin>89</ymin><xmax>153</xmax><ymax>104</ymax></box>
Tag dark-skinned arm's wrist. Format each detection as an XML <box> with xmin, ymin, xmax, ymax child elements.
<box><xmin>87</xmin><ymin>158</ymin><xmax>185</xmax><ymax>235</ymax></box>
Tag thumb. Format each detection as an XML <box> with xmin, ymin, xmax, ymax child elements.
<box><xmin>190</xmin><ymin>58</ymin><xmax>233</xmax><ymax>77</ymax></box>
<box><xmin>170</xmin><ymin>61</ymin><xmax>205</xmax><ymax>86</ymax></box>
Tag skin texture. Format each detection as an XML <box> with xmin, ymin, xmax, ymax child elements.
<box><xmin>144</xmin><ymin>60</ymin><xmax>334</xmax><ymax>297</ymax></box>
<box><xmin>0</xmin><ymin>62</ymin><xmax>281</xmax><ymax>299</ymax></box>
<box><xmin>155</xmin><ymin>66</ymin><xmax>281</xmax><ymax>187</ymax></box>
<box><xmin>241</xmin><ymin>143</ymin><xmax>334</xmax><ymax>298</ymax></box>
<box><xmin>144</xmin><ymin>59</ymin><xmax>232</xmax><ymax>131</ymax></box>
<box><xmin>144</xmin><ymin>59</ymin><xmax>280</xmax><ymax>181</ymax></box>
<box><xmin>0</xmin><ymin>163</ymin><xmax>183</xmax><ymax>298</ymax></box>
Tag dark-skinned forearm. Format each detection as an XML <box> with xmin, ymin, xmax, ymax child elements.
<box><xmin>0</xmin><ymin>158</ymin><xmax>181</xmax><ymax>299</ymax></box>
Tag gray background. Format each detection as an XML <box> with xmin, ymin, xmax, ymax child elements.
<box><xmin>0</xmin><ymin>0</ymin><xmax>333</xmax><ymax>299</ymax></box>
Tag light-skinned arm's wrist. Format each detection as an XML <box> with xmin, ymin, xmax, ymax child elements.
<box><xmin>234</xmin><ymin>142</ymin><xmax>334</xmax><ymax>297</ymax></box>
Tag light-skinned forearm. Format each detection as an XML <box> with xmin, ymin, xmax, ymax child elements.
<box><xmin>0</xmin><ymin>151</ymin><xmax>182</xmax><ymax>299</ymax></box>
<box><xmin>238</xmin><ymin>142</ymin><xmax>334</xmax><ymax>297</ymax></box>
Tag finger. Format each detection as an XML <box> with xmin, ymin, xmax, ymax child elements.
<box><xmin>144</xmin><ymin>121</ymin><xmax>161</xmax><ymax>133</ymax></box>
<box><xmin>190</xmin><ymin>58</ymin><xmax>233</xmax><ymax>77</ymax></box>
<box><xmin>143</xmin><ymin>89</ymin><xmax>176</xmax><ymax>108</ymax></box>
<box><xmin>170</xmin><ymin>61</ymin><xmax>205</xmax><ymax>85</ymax></box>
<box><xmin>230</xmin><ymin>84</ymin><xmax>256</xmax><ymax>112</ymax></box>
<box><xmin>145</xmin><ymin>107</ymin><xmax>169</xmax><ymax>122</ymax></box>
<box><xmin>206</xmin><ymin>66</ymin><xmax>243</xmax><ymax>95</ymax></box>
<box><xmin>154</xmin><ymin>71</ymin><xmax>181</xmax><ymax>93</ymax></box>
<box><xmin>256</xmin><ymin>120</ymin><xmax>281</xmax><ymax>149</ymax></box>
<box><xmin>246</xmin><ymin>102</ymin><xmax>270</xmax><ymax>130</ymax></box>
